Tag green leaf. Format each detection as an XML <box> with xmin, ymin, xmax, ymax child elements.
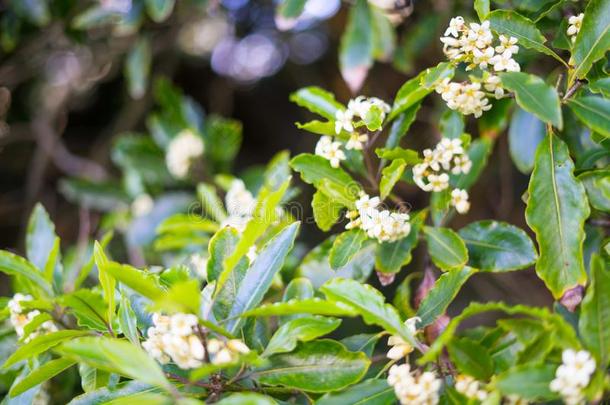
<box><xmin>496</xmin><ymin>364</ymin><xmax>558</xmax><ymax>400</ymax></box>
<box><xmin>570</xmin><ymin>0</ymin><xmax>610</xmax><ymax>81</ymax></box>
<box><xmin>312</xmin><ymin>190</ymin><xmax>343</xmax><ymax>231</ymax></box>
<box><xmin>263</xmin><ymin>316</ymin><xmax>342</xmax><ymax>356</ymax></box>
<box><xmin>375</xmin><ymin>210</ymin><xmax>425</xmax><ymax>274</ymax></box>
<box><xmin>296</xmin><ymin>120</ymin><xmax>336</xmax><ymax>136</ymax></box>
<box><xmin>253</xmin><ymin>340</ymin><xmax>370</xmax><ymax>393</ymax></box>
<box><xmin>440</xmin><ymin>109</ymin><xmax>464</xmax><ymax>139</ymax></box>
<box><xmin>321</xmin><ymin>278</ymin><xmax>417</xmax><ymax>347</ymax></box>
<box><xmin>417</xmin><ymin>267</ymin><xmax>476</xmax><ymax>327</ymax></box>
<box><xmin>509</xmin><ymin>107</ymin><xmax>545</xmax><ymax>174</ymax></box>
<box><xmin>578</xmin><ymin>169</ymin><xmax>610</xmax><ymax>212</ymax></box>
<box><xmin>289</xmin><ymin>87</ymin><xmax>344</xmax><ymax>120</ymax></box>
<box><xmin>567</xmin><ymin>96</ymin><xmax>610</xmax><ymax>139</ymax></box>
<box><xmin>59</xmin><ymin>178</ymin><xmax>129</xmax><ymax>211</ymax></box>
<box><xmin>290</xmin><ymin>154</ymin><xmax>361</xmax><ymax>208</ymax></box>
<box><xmin>125</xmin><ymin>38</ymin><xmax>151</xmax><ymax>99</ymax></box>
<box><xmin>389</xmin><ymin>62</ymin><xmax>454</xmax><ymax>121</ymax></box>
<box><xmin>151</xmin><ymin>279</ymin><xmax>201</xmax><ymax>315</ymax></box>
<box><xmin>217</xmin><ymin>393</ymin><xmax>277</xmax><ymax>405</ymax></box>
<box><xmin>384</xmin><ymin>103</ymin><xmax>421</xmax><ymax>150</ymax></box>
<box><xmin>94</xmin><ymin>242</ymin><xmax>116</xmax><ymax>327</ymax></box>
<box><xmin>61</xmin><ymin>289</ymin><xmax>111</xmax><ymax>332</ymax></box>
<box><xmin>474</xmin><ymin>0</ymin><xmax>490</xmax><ymax>20</ymax></box>
<box><xmin>204</xmin><ymin>115</ymin><xmax>243</xmax><ymax>171</ymax></box>
<box><xmin>78</xmin><ymin>363</ymin><xmax>112</xmax><ymax>393</ymax></box>
<box><xmin>3</xmin><ymin>330</ymin><xmax>91</xmax><ymax>369</ymax></box>
<box><xmin>224</xmin><ymin>222</ymin><xmax>300</xmax><ymax>334</ymax></box>
<box><xmin>118</xmin><ymin>293</ymin><xmax>139</xmax><ymax>346</ymax></box>
<box><xmin>0</xmin><ymin>250</ymin><xmax>52</xmax><ymax>297</ymax></box>
<box><xmin>277</xmin><ymin>0</ymin><xmax>306</xmax><ymax>18</ymax></box>
<box><xmin>371</xmin><ymin>8</ymin><xmax>395</xmax><ymax>62</ymax></box>
<box><xmin>423</xmin><ymin>226</ymin><xmax>469</xmax><ymax>271</ymax></box>
<box><xmin>104</xmin><ymin>262</ymin><xmax>165</xmax><ymax>300</ymax></box>
<box><xmin>589</xmin><ymin>77</ymin><xmax>610</xmax><ymax>98</ymax></box>
<box><xmin>419</xmin><ymin>302</ymin><xmax>580</xmax><ymax>364</ymax></box>
<box><xmin>453</xmin><ymin>137</ymin><xmax>494</xmax><ymax>191</ymax></box>
<box><xmin>9</xmin><ymin>358</ymin><xmax>75</xmax><ymax>397</ymax></box>
<box><xmin>448</xmin><ymin>337</ymin><xmax>494</xmax><ymax>380</ymax></box>
<box><xmin>241</xmin><ymin>298</ymin><xmax>358</xmax><ymax>318</ymax></box>
<box><xmin>57</xmin><ymin>337</ymin><xmax>171</xmax><ymax>391</ymax></box>
<box><xmin>525</xmin><ymin>134</ymin><xmax>590</xmax><ymax>298</ymax></box>
<box><xmin>43</xmin><ymin>237</ymin><xmax>61</xmax><ymax>284</ymax></box>
<box><xmin>330</xmin><ymin>229</ymin><xmax>368</xmax><ymax>270</ymax></box>
<box><xmin>145</xmin><ymin>0</ymin><xmax>175</xmax><ymax>22</ymax></box>
<box><xmin>197</xmin><ymin>183</ymin><xmax>227</xmax><ymax>222</ymax></box>
<box><xmin>339</xmin><ymin>0</ymin><xmax>374</xmax><ymax>92</ymax></box>
<box><xmin>579</xmin><ymin>254</ymin><xmax>610</xmax><ymax>366</ymax></box>
<box><xmin>379</xmin><ymin>159</ymin><xmax>406</xmax><ymax>199</ymax></box>
<box><xmin>280</xmin><ymin>278</ymin><xmax>314</xmax><ymax>324</ymax></box>
<box><xmin>316</xmin><ymin>378</ymin><xmax>394</xmax><ymax>405</ymax></box>
<box><xmin>488</xmin><ymin>10</ymin><xmax>567</xmax><ymax>66</ymax></box>
<box><xmin>375</xmin><ymin>147</ymin><xmax>420</xmax><ymax>164</ymax></box>
<box><xmin>500</xmin><ymin>72</ymin><xmax>563</xmax><ymax>129</ymax></box>
<box><xmin>26</xmin><ymin>203</ymin><xmax>58</xmax><ymax>272</ymax></box>
<box><xmin>458</xmin><ymin>221</ymin><xmax>538</xmax><ymax>272</ymax></box>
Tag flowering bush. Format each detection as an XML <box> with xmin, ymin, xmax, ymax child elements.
<box><xmin>0</xmin><ymin>0</ymin><xmax>609</xmax><ymax>404</ymax></box>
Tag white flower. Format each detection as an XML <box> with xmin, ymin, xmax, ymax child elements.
<box><xmin>495</xmin><ymin>35</ymin><xmax>519</xmax><ymax>56</ymax></box>
<box><xmin>452</xmin><ymin>155</ymin><xmax>472</xmax><ymax>174</ymax></box>
<box><xmin>567</xmin><ymin>13</ymin><xmax>584</xmax><ymax>40</ymax></box>
<box><xmin>227</xmin><ymin>339</ymin><xmax>251</xmax><ymax>354</ymax></box>
<box><xmin>472</xmin><ymin>46</ymin><xmax>495</xmax><ymax>70</ymax></box>
<box><xmin>170</xmin><ymin>313</ymin><xmax>198</xmax><ymax>336</ymax></box>
<box><xmin>428</xmin><ymin>173</ymin><xmax>449</xmax><ymax>192</ymax></box>
<box><xmin>345</xmin><ymin>133</ymin><xmax>369</xmax><ymax>150</ymax></box>
<box><xmin>468</xmin><ymin>21</ymin><xmax>493</xmax><ymax>49</ymax></box>
<box><xmin>8</xmin><ymin>293</ymin><xmax>57</xmax><ymax>341</ymax></box>
<box><xmin>315</xmin><ymin>136</ymin><xmax>346</xmax><ymax>168</ymax></box>
<box><xmin>455</xmin><ymin>375</ymin><xmax>488</xmax><ymax>401</ymax></box>
<box><xmin>334</xmin><ymin>109</ymin><xmax>354</xmax><ymax>134</ymax></box>
<box><xmin>348</xmin><ymin>96</ymin><xmax>390</xmax><ymax>120</ymax></box>
<box><xmin>131</xmin><ymin>194</ymin><xmax>154</xmax><ymax>217</ymax></box>
<box><xmin>206</xmin><ymin>338</ymin><xmax>250</xmax><ymax>365</ymax></box>
<box><xmin>388</xmin><ymin>364</ymin><xmax>441</xmax><ymax>405</ymax></box>
<box><xmin>166</xmin><ymin>130</ymin><xmax>205</xmax><ymax>178</ymax></box>
<box><xmin>490</xmin><ymin>51</ymin><xmax>521</xmax><ymax>72</ymax></box>
<box><xmin>444</xmin><ymin>16</ymin><xmax>465</xmax><ymax>37</ymax></box>
<box><xmin>550</xmin><ymin>349</ymin><xmax>595</xmax><ymax>405</ymax></box>
<box><xmin>356</xmin><ymin>192</ymin><xmax>380</xmax><ymax>212</ymax></box>
<box><xmin>225</xmin><ymin>179</ymin><xmax>256</xmax><ymax>218</ymax></box>
<box><xmin>350</xmin><ymin>193</ymin><xmax>411</xmax><ymax>243</ymax></box>
<box><xmin>484</xmin><ymin>74</ymin><xmax>504</xmax><ymax>98</ymax></box>
<box><xmin>387</xmin><ymin>317</ymin><xmax>420</xmax><ymax>359</ymax></box>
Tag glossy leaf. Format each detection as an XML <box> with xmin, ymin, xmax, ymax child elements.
<box><xmin>458</xmin><ymin>221</ymin><xmax>538</xmax><ymax>272</ymax></box>
<box><xmin>589</xmin><ymin>77</ymin><xmax>610</xmax><ymax>98</ymax></box>
<box><xmin>103</xmin><ymin>262</ymin><xmax>165</xmax><ymax>300</ymax></box>
<box><xmin>474</xmin><ymin>0</ymin><xmax>490</xmax><ymax>20</ymax></box>
<box><xmin>58</xmin><ymin>337</ymin><xmax>171</xmax><ymax>391</ymax></box>
<box><xmin>508</xmin><ymin>107</ymin><xmax>545</xmax><ymax>174</ymax></box>
<box><xmin>9</xmin><ymin>358</ymin><xmax>76</xmax><ymax>397</ymax></box>
<box><xmin>289</xmin><ymin>87</ymin><xmax>344</xmax><ymax>120</ymax></box>
<box><xmin>321</xmin><ymin>278</ymin><xmax>417</xmax><ymax>346</ymax></box>
<box><xmin>489</xmin><ymin>10</ymin><xmax>566</xmax><ymax>65</ymax></box>
<box><xmin>379</xmin><ymin>159</ymin><xmax>406</xmax><ymax>199</ymax></box>
<box><xmin>525</xmin><ymin>134</ymin><xmax>589</xmax><ymax>298</ymax></box>
<box><xmin>26</xmin><ymin>203</ymin><xmax>58</xmax><ymax>272</ymax></box>
<box><xmin>448</xmin><ymin>337</ymin><xmax>494</xmax><ymax>380</ymax></box>
<box><xmin>312</xmin><ymin>190</ymin><xmax>343</xmax><ymax>231</ymax></box>
<box><xmin>339</xmin><ymin>0</ymin><xmax>374</xmax><ymax>92</ymax></box>
<box><xmin>253</xmin><ymin>340</ymin><xmax>370</xmax><ymax>393</ymax></box>
<box><xmin>94</xmin><ymin>242</ymin><xmax>116</xmax><ymax>327</ymax></box>
<box><xmin>571</xmin><ymin>0</ymin><xmax>610</xmax><ymax>81</ymax></box>
<box><xmin>316</xmin><ymin>378</ymin><xmax>394</xmax><ymax>405</ymax></box>
<box><xmin>375</xmin><ymin>210</ymin><xmax>425</xmax><ymax>274</ymax></box>
<box><xmin>241</xmin><ymin>298</ymin><xmax>358</xmax><ymax>318</ymax></box>
<box><xmin>224</xmin><ymin>222</ymin><xmax>300</xmax><ymax>334</ymax></box>
<box><xmin>578</xmin><ymin>170</ymin><xmax>610</xmax><ymax>212</ymax></box>
<box><xmin>567</xmin><ymin>96</ymin><xmax>610</xmax><ymax>139</ymax></box>
<box><xmin>263</xmin><ymin>316</ymin><xmax>342</xmax><ymax>356</ymax></box>
<box><xmin>423</xmin><ymin>226</ymin><xmax>469</xmax><ymax>271</ymax></box>
<box><xmin>417</xmin><ymin>267</ymin><xmax>476</xmax><ymax>327</ymax></box>
<box><xmin>329</xmin><ymin>229</ymin><xmax>367</xmax><ymax>270</ymax></box>
<box><xmin>496</xmin><ymin>364</ymin><xmax>558</xmax><ymax>400</ymax></box>
<box><xmin>500</xmin><ymin>72</ymin><xmax>562</xmax><ymax>129</ymax></box>
<box><xmin>579</xmin><ymin>254</ymin><xmax>610</xmax><ymax>366</ymax></box>
<box><xmin>0</xmin><ymin>251</ymin><xmax>53</xmax><ymax>298</ymax></box>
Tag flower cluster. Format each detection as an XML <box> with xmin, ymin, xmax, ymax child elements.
<box><xmin>438</xmin><ymin>17</ymin><xmax>519</xmax><ymax>117</ymax></box>
<box><xmin>142</xmin><ymin>313</ymin><xmax>206</xmax><ymax>369</ymax></box>
<box><xmin>345</xmin><ymin>193</ymin><xmax>411</xmax><ymax>243</ymax></box>
<box><xmin>412</xmin><ymin>138</ymin><xmax>472</xmax><ymax>214</ymax></box>
<box><xmin>550</xmin><ymin>349</ymin><xmax>596</xmax><ymax>405</ymax></box>
<box><xmin>8</xmin><ymin>294</ymin><xmax>57</xmax><ymax>342</ymax></box>
<box><xmin>221</xmin><ymin>179</ymin><xmax>256</xmax><ymax>232</ymax></box>
<box><xmin>567</xmin><ymin>13</ymin><xmax>584</xmax><ymax>42</ymax></box>
<box><xmin>316</xmin><ymin>96</ymin><xmax>391</xmax><ymax>168</ymax></box>
<box><xmin>166</xmin><ymin>129</ymin><xmax>205</xmax><ymax>179</ymax></box>
<box><xmin>388</xmin><ymin>364</ymin><xmax>442</xmax><ymax>405</ymax></box>
<box><xmin>387</xmin><ymin>317</ymin><xmax>420</xmax><ymax>360</ymax></box>
<box><xmin>454</xmin><ymin>375</ymin><xmax>488</xmax><ymax>401</ymax></box>
<box><xmin>207</xmin><ymin>337</ymin><xmax>251</xmax><ymax>365</ymax></box>
<box><xmin>441</xmin><ymin>18</ymin><xmax>520</xmax><ymax>72</ymax></box>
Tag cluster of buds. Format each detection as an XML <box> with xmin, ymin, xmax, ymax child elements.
<box><xmin>386</xmin><ymin>317</ymin><xmax>420</xmax><ymax>360</ymax></box>
<box><xmin>454</xmin><ymin>375</ymin><xmax>488</xmax><ymax>401</ymax></box>
<box><xmin>387</xmin><ymin>364</ymin><xmax>442</xmax><ymax>405</ymax></box>
<box><xmin>166</xmin><ymin>129</ymin><xmax>205</xmax><ymax>179</ymax></box>
<box><xmin>316</xmin><ymin>96</ymin><xmax>391</xmax><ymax>168</ymax></box>
<box><xmin>221</xmin><ymin>179</ymin><xmax>256</xmax><ymax>232</ymax></box>
<box><xmin>207</xmin><ymin>338</ymin><xmax>251</xmax><ymax>365</ymax></box>
<box><xmin>345</xmin><ymin>193</ymin><xmax>411</xmax><ymax>243</ymax></box>
<box><xmin>441</xmin><ymin>18</ymin><xmax>520</xmax><ymax>72</ymax></box>
<box><xmin>412</xmin><ymin>138</ymin><xmax>472</xmax><ymax>214</ymax></box>
<box><xmin>550</xmin><ymin>349</ymin><xmax>595</xmax><ymax>405</ymax></box>
<box><xmin>567</xmin><ymin>14</ymin><xmax>584</xmax><ymax>43</ymax></box>
<box><xmin>8</xmin><ymin>294</ymin><xmax>57</xmax><ymax>343</ymax></box>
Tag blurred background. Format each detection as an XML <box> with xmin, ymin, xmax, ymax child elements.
<box><xmin>1</xmin><ymin>0</ymin><xmax>583</xmax><ymax>311</ymax></box>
